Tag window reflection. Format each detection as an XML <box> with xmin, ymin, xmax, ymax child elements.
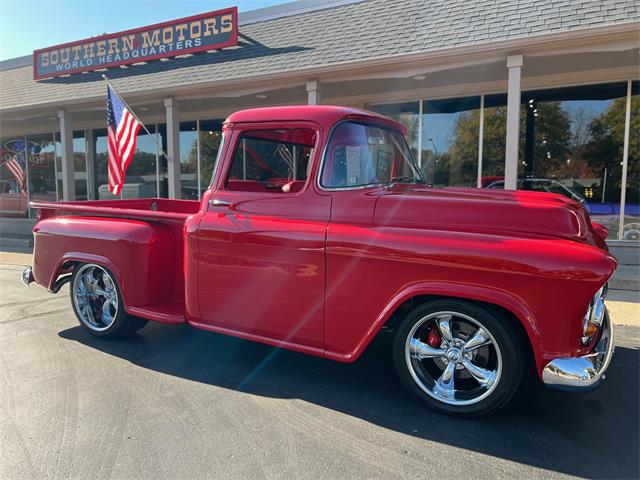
<box><xmin>480</xmin><ymin>94</ymin><xmax>508</xmax><ymax>186</ymax></box>
<box><xmin>180</xmin><ymin>121</ymin><xmax>198</xmax><ymax>199</ymax></box>
<box><xmin>199</xmin><ymin>120</ymin><xmax>224</xmax><ymax>197</ymax></box>
<box><xmin>0</xmin><ymin>137</ymin><xmax>29</xmax><ymax>218</ymax></box>
<box><xmin>73</xmin><ymin>131</ymin><xmax>88</xmax><ymax>200</ymax></box>
<box><xmin>518</xmin><ymin>83</ymin><xmax>629</xmax><ymax>239</ymax></box>
<box><xmin>23</xmin><ymin>134</ymin><xmax>56</xmax><ymax>208</ymax></box>
<box><xmin>94</xmin><ymin>124</ymin><xmax>166</xmax><ymax>199</ymax></box>
<box><xmin>367</xmin><ymin>102</ymin><xmax>420</xmax><ymax>162</ymax></box>
<box><xmin>623</xmin><ymin>82</ymin><xmax>639</xmax><ymax>240</ymax></box>
<box><xmin>421</xmin><ymin>97</ymin><xmax>481</xmax><ymax>187</ymax></box>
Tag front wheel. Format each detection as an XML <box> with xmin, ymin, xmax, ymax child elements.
<box><xmin>70</xmin><ymin>263</ymin><xmax>147</xmax><ymax>339</ymax></box>
<box><xmin>392</xmin><ymin>299</ymin><xmax>523</xmax><ymax>416</ymax></box>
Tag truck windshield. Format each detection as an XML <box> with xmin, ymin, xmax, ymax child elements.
<box><xmin>320</xmin><ymin>122</ymin><xmax>423</xmax><ymax>189</ymax></box>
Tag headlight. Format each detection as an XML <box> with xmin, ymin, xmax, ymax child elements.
<box><xmin>582</xmin><ymin>284</ymin><xmax>607</xmax><ymax>345</ymax></box>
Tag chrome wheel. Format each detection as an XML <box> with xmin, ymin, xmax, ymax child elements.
<box><xmin>404</xmin><ymin>311</ymin><xmax>502</xmax><ymax>406</ymax></box>
<box><xmin>72</xmin><ymin>264</ymin><xmax>119</xmax><ymax>332</ymax></box>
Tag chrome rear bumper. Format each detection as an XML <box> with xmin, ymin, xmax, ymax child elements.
<box><xmin>542</xmin><ymin>311</ymin><xmax>614</xmax><ymax>391</ymax></box>
<box><xmin>22</xmin><ymin>266</ymin><xmax>34</xmax><ymax>286</ymax></box>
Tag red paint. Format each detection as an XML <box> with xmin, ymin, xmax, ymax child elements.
<box><xmin>29</xmin><ymin>106</ymin><xmax>617</xmax><ymax>379</ymax></box>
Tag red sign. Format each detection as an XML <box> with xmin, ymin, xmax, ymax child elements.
<box><xmin>33</xmin><ymin>7</ymin><xmax>238</xmax><ymax>80</ymax></box>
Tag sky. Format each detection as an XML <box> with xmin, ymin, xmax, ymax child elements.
<box><xmin>0</xmin><ymin>0</ymin><xmax>287</xmax><ymax>61</ymax></box>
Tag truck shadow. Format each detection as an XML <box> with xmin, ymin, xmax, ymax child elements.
<box><xmin>59</xmin><ymin>323</ymin><xmax>639</xmax><ymax>479</ymax></box>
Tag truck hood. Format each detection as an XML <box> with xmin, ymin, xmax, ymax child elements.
<box><xmin>373</xmin><ymin>186</ymin><xmax>606</xmax><ymax>249</ymax></box>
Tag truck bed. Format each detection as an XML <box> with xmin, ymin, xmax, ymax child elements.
<box><xmin>30</xmin><ymin>198</ymin><xmax>201</xmax><ymax>324</ymax></box>
<box><xmin>31</xmin><ymin>198</ymin><xmax>201</xmax><ymax>222</ymax></box>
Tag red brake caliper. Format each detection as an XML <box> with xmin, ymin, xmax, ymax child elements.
<box><xmin>426</xmin><ymin>326</ymin><xmax>442</xmax><ymax>347</ymax></box>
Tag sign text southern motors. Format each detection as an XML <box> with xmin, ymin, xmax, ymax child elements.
<box><xmin>33</xmin><ymin>7</ymin><xmax>237</xmax><ymax>79</ymax></box>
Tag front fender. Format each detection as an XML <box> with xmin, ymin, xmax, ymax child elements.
<box><xmin>324</xmin><ymin>281</ymin><xmax>543</xmax><ymax>371</ymax></box>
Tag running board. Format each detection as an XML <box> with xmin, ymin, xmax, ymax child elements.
<box><xmin>126</xmin><ymin>302</ymin><xmax>186</xmax><ymax>324</ymax></box>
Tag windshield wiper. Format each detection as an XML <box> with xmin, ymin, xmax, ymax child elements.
<box><xmin>384</xmin><ymin>176</ymin><xmax>425</xmax><ymax>188</ymax></box>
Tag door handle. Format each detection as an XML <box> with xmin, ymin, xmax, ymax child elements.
<box><xmin>209</xmin><ymin>198</ymin><xmax>233</xmax><ymax>207</ymax></box>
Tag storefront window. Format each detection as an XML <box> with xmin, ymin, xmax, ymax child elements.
<box><xmin>367</xmin><ymin>102</ymin><xmax>420</xmax><ymax>162</ymax></box>
<box><xmin>94</xmin><ymin>124</ymin><xmax>166</xmax><ymax>199</ymax></box>
<box><xmin>26</xmin><ymin>134</ymin><xmax>57</xmax><ymax>208</ymax></box>
<box><xmin>518</xmin><ymin>83</ymin><xmax>628</xmax><ymax>239</ymax></box>
<box><xmin>73</xmin><ymin>131</ymin><xmax>88</xmax><ymax>200</ymax></box>
<box><xmin>421</xmin><ymin>97</ymin><xmax>481</xmax><ymax>187</ymax></box>
<box><xmin>55</xmin><ymin>133</ymin><xmax>63</xmax><ymax>199</ymax></box>
<box><xmin>623</xmin><ymin>82</ymin><xmax>639</xmax><ymax>240</ymax></box>
<box><xmin>0</xmin><ymin>136</ymin><xmax>29</xmax><ymax>218</ymax></box>
<box><xmin>199</xmin><ymin>120</ymin><xmax>224</xmax><ymax>196</ymax></box>
<box><xmin>180</xmin><ymin>121</ymin><xmax>198</xmax><ymax>199</ymax></box>
<box><xmin>480</xmin><ymin>94</ymin><xmax>508</xmax><ymax>186</ymax></box>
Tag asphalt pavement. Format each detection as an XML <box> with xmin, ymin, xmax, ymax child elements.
<box><xmin>1</xmin><ymin>258</ymin><xmax>639</xmax><ymax>480</ymax></box>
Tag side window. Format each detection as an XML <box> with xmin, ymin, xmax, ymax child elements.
<box><xmin>226</xmin><ymin>129</ymin><xmax>316</xmax><ymax>193</ymax></box>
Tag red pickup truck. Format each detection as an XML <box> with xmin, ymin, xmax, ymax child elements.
<box><xmin>23</xmin><ymin>106</ymin><xmax>616</xmax><ymax>416</ymax></box>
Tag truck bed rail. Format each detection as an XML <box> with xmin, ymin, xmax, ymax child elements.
<box><xmin>30</xmin><ymin>198</ymin><xmax>201</xmax><ymax>222</ymax></box>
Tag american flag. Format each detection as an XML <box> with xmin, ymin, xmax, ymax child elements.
<box><xmin>2</xmin><ymin>156</ymin><xmax>26</xmax><ymax>193</ymax></box>
<box><xmin>107</xmin><ymin>85</ymin><xmax>141</xmax><ymax>195</ymax></box>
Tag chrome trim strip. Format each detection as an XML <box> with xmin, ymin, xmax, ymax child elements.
<box><xmin>543</xmin><ymin>311</ymin><xmax>615</xmax><ymax>391</ymax></box>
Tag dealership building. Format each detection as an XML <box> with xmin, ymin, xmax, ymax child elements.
<box><xmin>0</xmin><ymin>0</ymin><xmax>638</xmax><ymax>246</ymax></box>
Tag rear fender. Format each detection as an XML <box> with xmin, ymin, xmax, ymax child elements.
<box><xmin>33</xmin><ymin>216</ymin><xmax>175</xmax><ymax>308</ymax></box>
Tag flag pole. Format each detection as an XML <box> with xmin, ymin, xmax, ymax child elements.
<box><xmin>102</xmin><ymin>74</ymin><xmax>170</xmax><ymax>199</ymax></box>
<box><xmin>102</xmin><ymin>75</ymin><xmax>168</xmax><ymax>156</ymax></box>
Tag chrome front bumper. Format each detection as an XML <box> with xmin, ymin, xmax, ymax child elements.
<box><xmin>542</xmin><ymin>311</ymin><xmax>615</xmax><ymax>391</ymax></box>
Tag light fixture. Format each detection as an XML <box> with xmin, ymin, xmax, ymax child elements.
<box><xmin>413</xmin><ymin>75</ymin><xmax>426</xmax><ymax>80</ymax></box>
<box><xmin>256</xmin><ymin>94</ymin><xmax>267</xmax><ymax>99</ymax></box>
<box><xmin>138</xmin><ymin>107</ymin><xmax>148</xmax><ymax>111</ymax></box>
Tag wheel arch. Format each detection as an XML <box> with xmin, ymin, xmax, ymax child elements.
<box><xmin>48</xmin><ymin>253</ymin><xmax>122</xmax><ymax>293</ymax></box>
<box><xmin>326</xmin><ymin>282</ymin><xmax>543</xmax><ymax>374</ymax></box>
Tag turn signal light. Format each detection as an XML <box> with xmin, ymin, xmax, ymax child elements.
<box><xmin>581</xmin><ymin>284</ymin><xmax>608</xmax><ymax>345</ymax></box>
<box><xmin>583</xmin><ymin>322</ymin><xmax>599</xmax><ymax>337</ymax></box>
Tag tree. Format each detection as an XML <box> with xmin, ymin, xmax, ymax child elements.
<box><xmin>198</xmin><ymin>131</ymin><xmax>223</xmax><ymax>185</ymax></box>
<box><xmin>585</xmin><ymin>95</ymin><xmax>639</xmax><ymax>203</ymax></box>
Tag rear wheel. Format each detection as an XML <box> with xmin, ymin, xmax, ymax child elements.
<box><xmin>392</xmin><ymin>299</ymin><xmax>523</xmax><ymax>416</ymax></box>
<box><xmin>70</xmin><ymin>263</ymin><xmax>147</xmax><ymax>339</ymax></box>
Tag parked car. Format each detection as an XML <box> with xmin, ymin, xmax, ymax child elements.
<box><xmin>23</xmin><ymin>106</ymin><xmax>616</xmax><ymax>416</ymax></box>
<box><xmin>485</xmin><ymin>178</ymin><xmax>589</xmax><ymax>210</ymax></box>
<box><xmin>0</xmin><ymin>179</ymin><xmax>28</xmax><ymax>217</ymax></box>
